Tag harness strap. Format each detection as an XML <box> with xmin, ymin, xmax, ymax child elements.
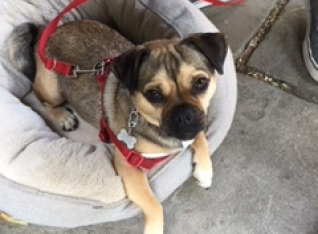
<box><xmin>100</xmin><ymin>117</ymin><xmax>169</xmax><ymax>170</ymax></box>
<box><xmin>37</xmin><ymin>0</ymin><xmax>90</xmax><ymax>76</ymax></box>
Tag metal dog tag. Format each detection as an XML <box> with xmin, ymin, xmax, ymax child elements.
<box><xmin>117</xmin><ymin>129</ymin><xmax>137</xmax><ymax>149</ymax></box>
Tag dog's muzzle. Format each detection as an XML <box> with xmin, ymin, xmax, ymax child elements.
<box><xmin>163</xmin><ymin>104</ymin><xmax>205</xmax><ymax>141</ymax></box>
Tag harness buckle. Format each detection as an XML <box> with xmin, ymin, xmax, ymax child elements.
<box><xmin>51</xmin><ymin>59</ymin><xmax>57</xmax><ymax>70</ymax></box>
<box><xmin>126</xmin><ymin>151</ymin><xmax>144</xmax><ymax>168</ymax></box>
<box><xmin>69</xmin><ymin>60</ymin><xmax>106</xmax><ymax>78</ymax></box>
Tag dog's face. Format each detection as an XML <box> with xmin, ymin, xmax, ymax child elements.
<box><xmin>112</xmin><ymin>33</ymin><xmax>227</xmax><ymax>141</ymax></box>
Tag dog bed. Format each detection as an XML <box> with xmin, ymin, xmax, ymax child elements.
<box><xmin>0</xmin><ymin>0</ymin><xmax>237</xmax><ymax>227</ymax></box>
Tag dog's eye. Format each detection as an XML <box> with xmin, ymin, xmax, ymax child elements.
<box><xmin>192</xmin><ymin>77</ymin><xmax>209</xmax><ymax>95</ymax></box>
<box><xmin>144</xmin><ymin>90</ymin><xmax>164</xmax><ymax>104</ymax></box>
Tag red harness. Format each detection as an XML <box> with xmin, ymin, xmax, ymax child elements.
<box><xmin>37</xmin><ymin>0</ymin><xmax>168</xmax><ymax>170</ymax></box>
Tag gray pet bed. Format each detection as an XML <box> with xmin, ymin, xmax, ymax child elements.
<box><xmin>0</xmin><ymin>0</ymin><xmax>237</xmax><ymax>227</ymax></box>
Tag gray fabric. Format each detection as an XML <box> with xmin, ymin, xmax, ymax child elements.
<box><xmin>0</xmin><ymin>0</ymin><xmax>237</xmax><ymax>227</ymax></box>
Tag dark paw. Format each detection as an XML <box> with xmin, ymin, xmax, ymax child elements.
<box><xmin>60</xmin><ymin>107</ymin><xmax>79</xmax><ymax>131</ymax></box>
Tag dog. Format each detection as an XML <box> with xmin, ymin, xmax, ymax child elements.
<box><xmin>7</xmin><ymin>20</ymin><xmax>227</xmax><ymax>234</ymax></box>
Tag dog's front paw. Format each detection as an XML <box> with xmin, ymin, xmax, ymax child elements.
<box><xmin>144</xmin><ymin>229</ymin><xmax>163</xmax><ymax>234</ymax></box>
<box><xmin>57</xmin><ymin>107</ymin><xmax>79</xmax><ymax>131</ymax></box>
<box><xmin>193</xmin><ymin>161</ymin><xmax>213</xmax><ymax>189</ymax></box>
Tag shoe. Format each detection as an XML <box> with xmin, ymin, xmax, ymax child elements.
<box><xmin>190</xmin><ymin>0</ymin><xmax>212</xmax><ymax>9</ymax></box>
<box><xmin>303</xmin><ymin>0</ymin><xmax>318</xmax><ymax>82</ymax></box>
<box><xmin>190</xmin><ymin>0</ymin><xmax>245</xmax><ymax>9</ymax></box>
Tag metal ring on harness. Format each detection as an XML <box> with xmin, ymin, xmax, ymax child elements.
<box><xmin>50</xmin><ymin>59</ymin><xmax>57</xmax><ymax>71</ymax></box>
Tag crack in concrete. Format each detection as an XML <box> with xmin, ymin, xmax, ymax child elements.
<box><xmin>235</xmin><ymin>0</ymin><xmax>296</xmax><ymax>93</ymax></box>
<box><xmin>244</xmin><ymin>66</ymin><xmax>294</xmax><ymax>93</ymax></box>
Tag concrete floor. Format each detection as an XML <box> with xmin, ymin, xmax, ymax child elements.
<box><xmin>2</xmin><ymin>0</ymin><xmax>318</xmax><ymax>233</ymax></box>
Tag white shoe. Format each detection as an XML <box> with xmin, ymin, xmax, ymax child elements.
<box><xmin>189</xmin><ymin>0</ymin><xmax>212</xmax><ymax>9</ymax></box>
<box><xmin>189</xmin><ymin>0</ymin><xmax>244</xmax><ymax>9</ymax></box>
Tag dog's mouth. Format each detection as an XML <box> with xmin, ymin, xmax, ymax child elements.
<box><xmin>143</xmin><ymin>120</ymin><xmax>171</xmax><ymax>138</ymax></box>
<box><xmin>146</xmin><ymin>121</ymin><xmax>167</xmax><ymax>136</ymax></box>
<box><xmin>148</xmin><ymin>123</ymin><xmax>161</xmax><ymax>132</ymax></box>
<box><xmin>165</xmin><ymin>125</ymin><xmax>204</xmax><ymax>141</ymax></box>
<box><xmin>137</xmin><ymin>105</ymin><xmax>206</xmax><ymax>141</ymax></box>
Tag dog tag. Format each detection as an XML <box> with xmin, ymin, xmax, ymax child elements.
<box><xmin>117</xmin><ymin>129</ymin><xmax>137</xmax><ymax>149</ymax></box>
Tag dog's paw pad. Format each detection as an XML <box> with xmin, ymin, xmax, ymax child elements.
<box><xmin>59</xmin><ymin>108</ymin><xmax>79</xmax><ymax>131</ymax></box>
<box><xmin>193</xmin><ymin>163</ymin><xmax>213</xmax><ymax>189</ymax></box>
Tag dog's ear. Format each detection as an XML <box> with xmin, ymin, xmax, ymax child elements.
<box><xmin>181</xmin><ymin>33</ymin><xmax>227</xmax><ymax>75</ymax></box>
<box><xmin>111</xmin><ymin>47</ymin><xmax>150</xmax><ymax>92</ymax></box>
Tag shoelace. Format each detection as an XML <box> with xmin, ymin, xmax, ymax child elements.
<box><xmin>201</xmin><ymin>0</ymin><xmax>245</xmax><ymax>6</ymax></box>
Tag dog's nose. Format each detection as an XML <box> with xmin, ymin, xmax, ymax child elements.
<box><xmin>172</xmin><ymin>105</ymin><xmax>196</xmax><ymax>127</ymax></box>
<box><xmin>164</xmin><ymin>104</ymin><xmax>204</xmax><ymax>140</ymax></box>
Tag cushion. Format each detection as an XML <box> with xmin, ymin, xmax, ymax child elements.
<box><xmin>0</xmin><ymin>0</ymin><xmax>237</xmax><ymax>227</ymax></box>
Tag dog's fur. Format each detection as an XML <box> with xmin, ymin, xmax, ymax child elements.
<box><xmin>7</xmin><ymin>20</ymin><xmax>227</xmax><ymax>234</ymax></box>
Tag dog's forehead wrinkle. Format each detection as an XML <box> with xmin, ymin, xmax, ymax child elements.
<box><xmin>138</xmin><ymin>55</ymin><xmax>162</xmax><ymax>90</ymax></box>
<box><xmin>164</xmin><ymin>53</ymin><xmax>180</xmax><ymax>82</ymax></box>
<box><xmin>147</xmin><ymin>69</ymin><xmax>177</xmax><ymax>96</ymax></box>
<box><xmin>174</xmin><ymin>45</ymin><xmax>187</xmax><ymax>62</ymax></box>
<box><xmin>142</xmin><ymin>50</ymin><xmax>182</xmax><ymax>84</ymax></box>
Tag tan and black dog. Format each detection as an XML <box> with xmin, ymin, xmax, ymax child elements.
<box><xmin>7</xmin><ymin>20</ymin><xmax>227</xmax><ymax>234</ymax></box>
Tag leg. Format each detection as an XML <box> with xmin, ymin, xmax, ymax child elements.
<box><xmin>114</xmin><ymin>149</ymin><xmax>163</xmax><ymax>234</ymax></box>
<box><xmin>191</xmin><ymin>131</ymin><xmax>213</xmax><ymax>188</ymax></box>
<box><xmin>33</xmin><ymin>68</ymin><xmax>78</xmax><ymax>131</ymax></box>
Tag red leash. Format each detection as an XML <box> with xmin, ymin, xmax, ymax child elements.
<box><xmin>37</xmin><ymin>0</ymin><xmax>90</xmax><ymax>76</ymax></box>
